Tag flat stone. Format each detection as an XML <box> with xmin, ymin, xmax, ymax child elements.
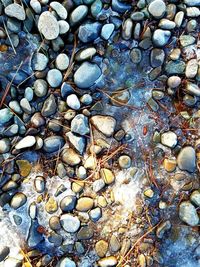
<box><xmin>15</xmin><ymin>135</ymin><xmax>36</xmax><ymax>150</ymax></box>
<box><xmin>186</xmin><ymin>82</ymin><xmax>200</xmax><ymax>96</ymax></box>
<box><xmin>179</xmin><ymin>201</ymin><xmax>199</xmax><ymax>226</ymax></box>
<box><xmin>77</xmin><ymin>226</ymin><xmax>94</xmax><ymax>240</ymax></box>
<box><xmin>75</xmin><ymin>47</ymin><xmax>96</xmax><ymax>62</ymax></box>
<box><xmin>186</xmin><ymin>59</ymin><xmax>198</xmax><ymax>78</ymax></box>
<box><xmin>98</xmin><ymin>256</ymin><xmax>118</xmax><ymax>267</ymax></box>
<box><xmin>74</xmin><ymin>62</ymin><xmax>101</xmax><ymax>88</ymax></box>
<box><xmin>60</xmin><ymin>214</ymin><xmax>80</xmax><ymax>233</ymax></box>
<box><xmin>101</xmin><ymin>168</ymin><xmax>115</xmax><ymax>185</ymax></box>
<box><xmin>101</xmin><ymin>23</ymin><xmax>115</xmax><ymax>40</ymax></box>
<box><xmin>150</xmin><ymin>48</ymin><xmax>165</xmax><ymax>67</ymax></box>
<box><xmin>177</xmin><ymin>146</ymin><xmax>196</xmax><ymax>172</ymax></box>
<box><xmin>38</xmin><ymin>11</ymin><xmax>59</xmax><ymax>40</ymax></box>
<box><xmin>5</xmin><ymin>3</ymin><xmax>26</xmax><ymax>21</ymax></box>
<box><xmin>165</xmin><ymin>60</ymin><xmax>186</xmax><ymax>75</ymax></box>
<box><xmin>90</xmin><ymin>115</ymin><xmax>116</xmax><ymax>137</ymax></box>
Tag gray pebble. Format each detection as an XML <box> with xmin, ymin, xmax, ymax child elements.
<box><xmin>50</xmin><ymin>1</ymin><xmax>68</xmax><ymax>19</ymax></box>
<box><xmin>66</xmin><ymin>94</ymin><xmax>80</xmax><ymax>110</ymax></box>
<box><xmin>20</xmin><ymin>98</ymin><xmax>32</xmax><ymax>114</ymax></box>
<box><xmin>34</xmin><ymin>79</ymin><xmax>48</xmax><ymax>97</ymax></box>
<box><xmin>148</xmin><ymin>0</ymin><xmax>166</xmax><ymax>19</ymax></box>
<box><xmin>58</xmin><ymin>20</ymin><xmax>70</xmax><ymax>35</ymax></box>
<box><xmin>32</xmin><ymin>53</ymin><xmax>48</xmax><ymax>71</ymax></box>
<box><xmin>43</xmin><ymin>136</ymin><xmax>65</xmax><ymax>153</ymax></box>
<box><xmin>30</xmin><ymin>0</ymin><xmax>41</xmax><ymax>14</ymax></box>
<box><xmin>38</xmin><ymin>11</ymin><xmax>59</xmax><ymax>40</ymax></box>
<box><xmin>47</xmin><ymin>69</ymin><xmax>63</xmax><ymax>88</ymax></box>
<box><xmin>177</xmin><ymin>146</ymin><xmax>196</xmax><ymax>172</ymax></box>
<box><xmin>152</xmin><ymin>29</ymin><xmax>171</xmax><ymax>47</ymax></box>
<box><xmin>5</xmin><ymin>3</ymin><xmax>26</xmax><ymax>21</ymax></box>
<box><xmin>60</xmin><ymin>214</ymin><xmax>80</xmax><ymax>233</ymax></box>
<box><xmin>41</xmin><ymin>94</ymin><xmax>57</xmax><ymax>117</ymax></box>
<box><xmin>71</xmin><ymin>114</ymin><xmax>90</xmax><ymax>135</ymax></box>
<box><xmin>130</xmin><ymin>48</ymin><xmax>142</xmax><ymax>64</ymax></box>
<box><xmin>179</xmin><ymin>201</ymin><xmax>199</xmax><ymax>226</ymax></box>
<box><xmin>101</xmin><ymin>23</ymin><xmax>115</xmax><ymax>40</ymax></box>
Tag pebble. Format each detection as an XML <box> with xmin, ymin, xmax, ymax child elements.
<box><xmin>130</xmin><ymin>48</ymin><xmax>142</xmax><ymax>64</ymax></box>
<box><xmin>58</xmin><ymin>20</ymin><xmax>70</xmax><ymax>34</ymax></box>
<box><xmin>32</xmin><ymin>53</ymin><xmax>48</xmax><ymax>71</ymax></box>
<box><xmin>49</xmin><ymin>216</ymin><xmax>61</xmax><ymax>230</ymax></box>
<box><xmin>57</xmin><ymin>258</ymin><xmax>76</xmax><ymax>267</ymax></box>
<box><xmin>98</xmin><ymin>256</ymin><xmax>118</xmax><ymax>267</ymax></box>
<box><xmin>66</xmin><ymin>94</ymin><xmax>81</xmax><ymax>110</ymax></box>
<box><xmin>184</xmin><ymin>0</ymin><xmax>200</xmax><ymax>6</ymax></box>
<box><xmin>38</xmin><ymin>11</ymin><xmax>59</xmax><ymax>40</ymax></box>
<box><xmin>20</xmin><ymin>98</ymin><xmax>32</xmax><ymax>114</ymax></box>
<box><xmin>34</xmin><ymin>176</ymin><xmax>45</xmax><ymax>193</ymax></box>
<box><xmin>148</xmin><ymin>0</ymin><xmax>166</xmax><ymax>19</ymax></box>
<box><xmin>43</xmin><ymin>136</ymin><xmax>65</xmax><ymax>153</ymax></box>
<box><xmin>60</xmin><ymin>214</ymin><xmax>80</xmax><ymax>233</ymax></box>
<box><xmin>158</xmin><ymin>19</ymin><xmax>176</xmax><ymax>30</ymax></box>
<box><xmin>78</xmin><ymin>22</ymin><xmax>101</xmax><ymax>43</ymax></box>
<box><xmin>167</xmin><ymin>76</ymin><xmax>181</xmax><ymax>88</ymax></box>
<box><xmin>77</xmin><ymin>225</ymin><xmax>94</xmax><ymax>240</ymax></box>
<box><xmin>77</xmin><ymin>166</ymin><xmax>87</xmax><ymax>179</ymax></box>
<box><xmin>30</xmin><ymin>0</ymin><xmax>41</xmax><ymax>14</ymax></box>
<box><xmin>3</xmin><ymin>124</ymin><xmax>18</xmax><ymax>137</ymax></box>
<box><xmin>180</xmin><ymin>35</ymin><xmax>195</xmax><ymax>47</ymax></box>
<box><xmin>16</xmin><ymin>160</ymin><xmax>32</xmax><ymax>177</ymax></box>
<box><xmin>165</xmin><ymin>60</ymin><xmax>185</xmax><ymax>75</ymax></box>
<box><xmin>74</xmin><ymin>62</ymin><xmax>101</xmax><ymax>88</ymax></box>
<box><xmin>95</xmin><ymin>240</ymin><xmax>108</xmax><ymax>258</ymax></box>
<box><xmin>15</xmin><ymin>135</ymin><xmax>36</xmax><ymax>150</ymax></box>
<box><xmin>75</xmin><ymin>47</ymin><xmax>96</xmax><ymax>62</ymax></box>
<box><xmin>101</xmin><ymin>23</ymin><xmax>115</xmax><ymax>40</ymax></box>
<box><xmin>34</xmin><ymin>79</ymin><xmax>48</xmax><ymax>97</ymax></box>
<box><xmin>66</xmin><ymin>132</ymin><xmax>86</xmax><ymax>154</ymax></box>
<box><xmin>150</xmin><ymin>48</ymin><xmax>165</xmax><ymax>67</ymax></box>
<box><xmin>0</xmin><ymin>108</ymin><xmax>13</xmax><ymax>124</ymax></box>
<box><xmin>0</xmin><ymin>138</ymin><xmax>10</xmax><ymax>154</ymax></box>
<box><xmin>47</xmin><ymin>69</ymin><xmax>62</xmax><ymax>88</ymax></box>
<box><xmin>190</xmin><ymin>190</ymin><xmax>200</xmax><ymax>206</ymax></box>
<box><xmin>118</xmin><ymin>155</ymin><xmax>132</xmax><ymax>169</ymax></box>
<box><xmin>156</xmin><ymin>220</ymin><xmax>171</xmax><ymax>238</ymax></box>
<box><xmin>55</xmin><ymin>53</ymin><xmax>69</xmax><ymax>70</ymax></box>
<box><xmin>61</xmin><ymin>148</ymin><xmax>81</xmax><ymax>166</ymax></box>
<box><xmin>71</xmin><ymin>114</ymin><xmax>90</xmax><ymax>135</ymax></box>
<box><xmin>69</xmin><ymin>5</ymin><xmax>88</xmax><ymax>26</ymax></box>
<box><xmin>41</xmin><ymin>94</ymin><xmax>57</xmax><ymax>117</ymax></box>
<box><xmin>122</xmin><ymin>18</ymin><xmax>133</xmax><ymax>40</ymax></box>
<box><xmin>60</xmin><ymin>195</ymin><xmax>76</xmax><ymax>212</ymax></box>
<box><xmin>110</xmin><ymin>235</ymin><xmax>121</xmax><ymax>252</ymax></box>
<box><xmin>50</xmin><ymin>1</ymin><xmax>68</xmax><ymax>20</ymax></box>
<box><xmin>89</xmin><ymin>207</ymin><xmax>102</xmax><ymax>222</ymax></box>
<box><xmin>152</xmin><ymin>30</ymin><xmax>171</xmax><ymax>47</ymax></box>
<box><xmin>161</xmin><ymin>131</ymin><xmax>177</xmax><ymax>148</ymax></box>
<box><xmin>179</xmin><ymin>201</ymin><xmax>199</xmax><ymax>226</ymax></box>
<box><xmin>101</xmin><ymin>168</ymin><xmax>115</xmax><ymax>185</ymax></box>
<box><xmin>177</xmin><ymin>146</ymin><xmax>196</xmax><ymax>173</ymax></box>
<box><xmin>185</xmin><ymin>59</ymin><xmax>198</xmax><ymax>78</ymax></box>
<box><xmin>76</xmin><ymin>197</ymin><xmax>94</xmax><ymax>211</ymax></box>
<box><xmin>10</xmin><ymin>192</ymin><xmax>27</xmax><ymax>209</ymax></box>
<box><xmin>186</xmin><ymin>82</ymin><xmax>200</xmax><ymax>96</ymax></box>
<box><xmin>0</xmin><ymin>247</ymin><xmax>10</xmax><ymax>262</ymax></box>
<box><xmin>25</xmin><ymin>87</ymin><xmax>34</xmax><ymax>101</ymax></box>
<box><xmin>90</xmin><ymin>115</ymin><xmax>116</xmax><ymax>137</ymax></box>
<box><xmin>45</xmin><ymin>197</ymin><xmax>58</xmax><ymax>214</ymax></box>
<box><xmin>5</xmin><ymin>3</ymin><xmax>26</xmax><ymax>21</ymax></box>
<box><xmin>187</xmin><ymin>7</ymin><xmax>200</xmax><ymax>17</ymax></box>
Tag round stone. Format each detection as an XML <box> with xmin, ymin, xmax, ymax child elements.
<box><xmin>66</xmin><ymin>94</ymin><xmax>81</xmax><ymax>110</ymax></box>
<box><xmin>98</xmin><ymin>256</ymin><xmax>118</xmax><ymax>267</ymax></box>
<box><xmin>177</xmin><ymin>146</ymin><xmax>196</xmax><ymax>173</ymax></box>
<box><xmin>60</xmin><ymin>195</ymin><xmax>77</xmax><ymax>212</ymax></box>
<box><xmin>0</xmin><ymin>138</ymin><xmax>10</xmax><ymax>154</ymax></box>
<box><xmin>5</xmin><ymin>3</ymin><xmax>26</xmax><ymax>21</ymax></box>
<box><xmin>152</xmin><ymin>29</ymin><xmax>171</xmax><ymax>47</ymax></box>
<box><xmin>76</xmin><ymin>197</ymin><xmax>94</xmax><ymax>211</ymax></box>
<box><xmin>38</xmin><ymin>11</ymin><xmax>59</xmax><ymax>40</ymax></box>
<box><xmin>47</xmin><ymin>69</ymin><xmax>62</xmax><ymax>88</ymax></box>
<box><xmin>60</xmin><ymin>214</ymin><xmax>80</xmax><ymax>233</ymax></box>
<box><xmin>101</xmin><ymin>23</ymin><xmax>115</xmax><ymax>40</ymax></box>
<box><xmin>10</xmin><ymin>192</ymin><xmax>27</xmax><ymax>209</ymax></box>
<box><xmin>55</xmin><ymin>53</ymin><xmax>69</xmax><ymax>70</ymax></box>
<box><xmin>167</xmin><ymin>76</ymin><xmax>181</xmax><ymax>88</ymax></box>
<box><xmin>190</xmin><ymin>190</ymin><xmax>200</xmax><ymax>206</ymax></box>
<box><xmin>95</xmin><ymin>240</ymin><xmax>108</xmax><ymax>258</ymax></box>
<box><xmin>50</xmin><ymin>1</ymin><xmax>68</xmax><ymax>19</ymax></box>
<box><xmin>32</xmin><ymin>53</ymin><xmax>48</xmax><ymax>71</ymax></box>
<box><xmin>179</xmin><ymin>201</ymin><xmax>199</xmax><ymax>226</ymax></box>
<box><xmin>130</xmin><ymin>48</ymin><xmax>142</xmax><ymax>64</ymax></box>
<box><xmin>61</xmin><ymin>148</ymin><xmax>81</xmax><ymax>166</ymax></box>
<box><xmin>49</xmin><ymin>216</ymin><xmax>61</xmax><ymax>231</ymax></box>
<box><xmin>118</xmin><ymin>155</ymin><xmax>132</xmax><ymax>169</ymax></box>
<box><xmin>34</xmin><ymin>176</ymin><xmax>45</xmax><ymax>193</ymax></box>
<box><xmin>75</xmin><ymin>47</ymin><xmax>96</xmax><ymax>62</ymax></box>
<box><xmin>69</xmin><ymin>5</ymin><xmax>88</xmax><ymax>26</ymax></box>
<box><xmin>15</xmin><ymin>135</ymin><xmax>36</xmax><ymax>150</ymax></box>
<box><xmin>43</xmin><ymin>136</ymin><xmax>65</xmax><ymax>153</ymax></box>
<box><xmin>161</xmin><ymin>131</ymin><xmax>177</xmax><ymax>148</ymax></box>
<box><xmin>34</xmin><ymin>79</ymin><xmax>48</xmax><ymax>97</ymax></box>
<box><xmin>74</xmin><ymin>62</ymin><xmax>101</xmax><ymax>89</ymax></box>
<box><xmin>58</xmin><ymin>20</ymin><xmax>70</xmax><ymax>35</ymax></box>
<box><xmin>148</xmin><ymin>0</ymin><xmax>166</xmax><ymax>19</ymax></box>
<box><xmin>100</xmin><ymin>168</ymin><xmax>115</xmax><ymax>185</ymax></box>
<box><xmin>57</xmin><ymin>258</ymin><xmax>76</xmax><ymax>267</ymax></box>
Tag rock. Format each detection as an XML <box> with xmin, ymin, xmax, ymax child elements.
<box><xmin>60</xmin><ymin>195</ymin><xmax>77</xmax><ymax>212</ymax></box>
<box><xmin>74</xmin><ymin>62</ymin><xmax>101</xmax><ymax>88</ymax></box>
<box><xmin>90</xmin><ymin>115</ymin><xmax>116</xmax><ymax>137</ymax></box>
<box><xmin>95</xmin><ymin>240</ymin><xmax>108</xmax><ymax>258</ymax></box>
<box><xmin>156</xmin><ymin>220</ymin><xmax>171</xmax><ymax>238</ymax></box>
<box><xmin>110</xmin><ymin>235</ymin><xmax>121</xmax><ymax>252</ymax></box>
<box><xmin>10</xmin><ymin>192</ymin><xmax>27</xmax><ymax>209</ymax></box>
<box><xmin>163</xmin><ymin>158</ymin><xmax>176</xmax><ymax>172</ymax></box>
<box><xmin>43</xmin><ymin>136</ymin><xmax>65</xmax><ymax>153</ymax></box>
<box><xmin>15</xmin><ymin>135</ymin><xmax>36</xmax><ymax>150</ymax></box>
<box><xmin>91</xmin><ymin>0</ymin><xmax>103</xmax><ymax>17</ymax></box>
<box><xmin>118</xmin><ymin>155</ymin><xmax>132</xmax><ymax>169</ymax></box>
<box><xmin>186</xmin><ymin>82</ymin><xmax>200</xmax><ymax>96</ymax></box>
<box><xmin>60</xmin><ymin>214</ymin><xmax>80</xmax><ymax>233</ymax></box>
<box><xmin>177</xmin><ymin>146</ymin><xmax>196</xmax><ymax>172</ymax></box>
<box><xmin>161</xmin><ymin>131</ymin><xmax>177</xmax><ymax>148</ymax></box>
<box><xmin>16</xmin><ymin>160</ymin><xmax>32</xmax><ymax>177</ymax></box>
<box><xmin>77</xmin><ymin>226</ymin><xmax>94</xmax><ymax>240</ymax></box>
<box><xmin>66</xmin><ymin>132</ymin><xmax>86</xmax><ymax>154</ymax></box>
<box><xmin>150</xmin><ymin>49</ymin><xmax>165</xmax><ymax>67</ymax></box>
<box><xmin>112</xmin><ymin>0</ymin><xmax>131</xmax><ymax>13</ymax></box>
<box><xmin>58</xmin><ymin>20</ymin><xmax>70</xmax><ymax>34</ymax></box>
<box><xmin>130</xmin><ymin>48</ymin><xmax>142</xmax><ymax>64</ymax></box>
<box><xmin>30</xmin><ymin>0</ymin><xmax>41</xmax><ymax>14</ymax></box>
<box><xmin>45</xmin><ymin>197</ymin><xmax>58</xmax><ymax>214</ymax></box>
<box><xmin>78</xmin><ymin>22</ymin><xmax>101</xmax><ymax>43</ymax></box>
<box><xmin>49</xmin><ymin>216</ymin><xmax>61</xmax><ymax>230</ymax></box>
<box><xmin>0</xmin><ymin>247</ymin><xmax>10</xmax><ymax>262</ymax></box>
<box><xmin>66</xmin><ymin>94</ymin><xmax>80</xmax><ymax>110</ymax></box>
<box><xmin>0</xmin><ymin>108</ymin><xmax>13</xmax><ymax>124</ymax></box>
<box><xmin>47</xmin><ymin>69</ymin><xmax>62</xmax><ymax>88</ymax></box>
<box><xmin>152</xmin><ymin>29</ymin><xmax>171</xmax><ymax>47</ymax></box>
<box><xmin>186</xmin><ymin>59</ymin><xmax>198</xmax><ymax>78</ymax></box>
<box><xmin>101</xmin><ymin>168</ymin><xmax>115</xmax><ymax>185</ymax></box>
<box><xmin>122</xmin><ymin>18</ymin><xmax>133</xmax><ymax>40</ymax></box>
<box><xmin>77</xmin><ymin>166</ymin><xmax>87</xmax><ymax>179</ymax></box>
<box><xmin>50</xmin><ymin>1</ymin><xmax>68</xmax><ymax>19</ymax></box>
<box><xmin>98</xmin><ymin>256</ymin><xmax>118</xmax><ymax>267</ymax></box>
<box><xmin>41</xmin><ymin>94</ymin><xmax>57</xmax><ymax>117</ymax></box>
<box><xmin>165</xmin><ymin>60</ymin><xmax>186</xmax><ymax>75</ymax></box>
<box><xmin>184</xmin><ymin>0</ymin><xmax>200</xmax><ymax>6</ymax></box>
<box><xmin>179</xmin><ymin>201</ymin><xmax>199</xmax><ymax>226</ymax></box>
<box><xmin>55</xmin><ymin>53</ymin><xmax>69</xmax><ymax>71</ymax></box>
<box><xmin>69</xmin><ymin>5</ymin><xmax>88</xmax><ymax>26</ymax></box>
<box><xmin>174</xmin><ymin>11</ymin><xmax>184</xmax><ymax>27</ymax></box>
<box><xmin>0</xmin><ymin>138</ymin><xmax>10</xmax><ymax>154</ymax></box>
<box><xmin>167</xmin><ymin>76</ymin><xmax>181</xmax><ymax>88</ymax></box>
<box><xmin>34</xmin><ymin>176</ymin><xmax>45</xmax><ymax>193</ymax></box>
<box><xmin>93</xmin><ymin>179</ymin><xmax>105</xmax><ymax>192</ymax></box>
<box><xmin>179</xmin><ymin>35</ymin><xmax>195</xmax><ymax>47</ymax></box>
<box><xmin>131</xmin><ymin>11</ymin><xmax>145</xmax><ymax>21</ymax></box>
<box><xmin>190</xmin><ymin>190</ymin><xmax>200</xmax><ymax>206</ymax></box>
<box><xmin>38</xmin><ymin>11</ymin><xmax>59</xmax><ymax>40</ymax></box>
<box><xmin>76</xmin><ymin>197</ymin><xmax>94</xmax><ymax>211</ymax></box>
<box><xmin>75</xmin><ymin>47</ymin><xmax>96</xmax><ymax>61</ymax></box>
<box><xmin>71</xmin><ymin>114</ymin><xmax>90</xmax><ymax>135</ymax></box>
<box><xmin>61</xmin><ymin>148</ymin><xmax>81</xmax><ymax>166</ymax></box>
<box><xmin>20</xmin><ymin>98</ymin><xmax>32</xmax><ymax>114</ymax></box>
<box><xmin>148</xmin><ymin>0</ymin><xmax>166</xmax><ymax>19</ymax></box>
<box><xmin>57</xmin><ymin>258</ymin><xmax>76</xmax><ymax>267</ymax></box>
<box><xmin>5</xmin><ymin>3</ymin><xmax>26</xmax><ymax>21</ymax></box>
<box><xmin>80</xmin><ymin>94</ymin><xmax>93</xmax><ymax>105</ymax></box>
<box><xmin>187</xmin><ymin>7</ymin><xmax>200</xmax><ymax>17</ymax></box>
<box><xmin>34</xmin><ymin>79</ymin><xmax>48</xmax><ymax>97</ymax></box>
<box><xmin>25</xmin><ymin>87</ymin><xmax>34</xmax><ymax>101</ymax></box>
<box><xmin>158</xmin><ymin>19</ymin><xmax>176</xmax><ymax>30</ymax></box>
<box><xmin>101</xmin><ymin>23</ymin><xmax>115</xmax><ymax>40</ymax></box>
<box><xmin>32</xmin><ymin>53</ymin><xmax>48</xmax><ymax>71</ymax></box>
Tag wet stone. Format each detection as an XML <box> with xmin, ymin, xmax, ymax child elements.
<box><xmin>50</xmin><ymin>1</ymin><xmax>68</xmax><ymax>19</ymax></box>
<box><xmin>152</xmin><ymin>30</ymin><xmax>171</xmax><ymax>47</ymax></box>
<box><xmin>0</xmin><ymin>108</ymin><xmax>13</xmax><ymax>125</ymax></box>
<box><xmin>49</xmin><ymin>216</ymin><xmax>61</xmax><ymax>231</ymax></box>
<box><xmin>69</xmin><ymin>5</ymin><xmax>88</xmax><ymax>26</ymax></box>
<box><xmin>47</xmin><ymin>69</ymin><xmax>62</xmax><ymax>88</ymax></box>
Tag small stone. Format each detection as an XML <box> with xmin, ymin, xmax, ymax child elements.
<box><xmin>130</xmin><ymin>48</ymin><xmax>142</xmax><ymax>64</ymax></box>
<box><xmin>110</xmin><ymin>235</ymin><xmax>121</xmax><ymax>252</ymax></box>
<box><xmin>131</xmin><ymin>11</ymin><xmax>145</xmax><ymax>21</ymax></box>
<box><xmin>48</xmin><ymin>232</ymin><xmax>62</xmax><ymax>246</ymax></box>
<box><xmin>61</xmin><ymin>148</ymin><xmax>81</xmax><ymax>166</ymax></box>
<box><xmin>45</xmin><ymin>197</ymin><xmax>58</xmax><ymax>214</ymax></box>
<box><xmin>186</xmin><ymin>82</ymin><xmax>200</xmax><ymax>96</ymax></box>
<box><xmin>122</xmin><ymin>18</ymin><xmax>133</xmax><ymax>40</ymax></box>
<box><xmin>0</xmin><ymin>138</ymin><xmax>10</xmax><ymax>154</ymax></box>
<box><xmin>165</xmin><ymin>60</ymin><xmax>186</xmax><ymax>75</ymax></box>
<box><xmin>60</xmin><ymin>195</ymin><xmax>76</xmax><ymax>212</ymax></box>
<box><xmin>69</xmin><ymin>5</ymin><xmax>88</xmax><ymax>26</ymax></box>
<box><xmin>174</xmin><ymin>11</ymin><xmax>184</xmax><ymax>27</ymax></box>
<box><xmin>10</xmin><ymin>192</ymin><xmax>27</xmax><ymax>209</ymax></box>
<box><xmin>57</xmin><ymin>258</ymin><xmax>76</xmax><ymax>267</ymax></box>
<box><xmin>144</xmin><ymin>188</ymin><xmax>154</xmax><ymax>198</ymax></box>
<box><xmin>187</xmin><ymin>7</ymin><xmax>200</xmax><ymax>17</ymax></box>
<box><xmin>184</xmin><ymin>0</ymin><xmax>200</xmax><ymax>6</ymax></box>
<box><xmin>190</xmin><ymin>190</ymin><xmax>200</xmax><ymax>206</ymax></box>
<box><xmin>75</xmin><ymin>48</ymin><xmax>96</xmax><ymax>62</ymax></box>
<box><xmin>150</xmin><ymin>49</ymin><xmax>165</xmax><ymax>67</ymax></box>
<box><xmin>177</xmin><ymin>146</ymin><xmax>196</xmax><ymax>173</ymax></box>
<box><xmin>34</xmin><ymin>79</ymin><xmax>48</xmax><ymax>97</ymax></box>
<box><xmin>5</xmin><ymin>4</ymin><xmax>26</xmax><ymax>21</ymax></box>
<box><xmin>38</xmin><ymin>11</ymin><xmax>59</xmax><ymax>40</ymax></box>
<box><xmin>161</xmin><ymin>131</ymin><xmax>177</xmax><ymax>148</ymax></box>
<box><xmin>163</xmin><ymin>158</ymin><xmax>177</xmax><ymax>172</ymax></box>
<box><xmin>49</xmin><ymin>216</ymin><xmax>61</xmax><ymax>230</ymax></box>
<box><xmin>50</xmin><ymin>1</ymin><xmax>68</xmax><ymax>19</ymax></box>
<box><xmin>71</xmin><ymin>114</ymin><xmax>89</xmax><ymax>136</ymax></box>
<box><xmin>55</xmin><ymin>53</ymin><xmax>69</xmax><ymax>71</ymax></box>
<box><xmin>101</xmin><ymin>168</ymin><xmax>115</xmax><ymax>185</ymax></box>
<box><xmin>158</xmin><ymin>19</ymin><xmax>176</xmax><ymax>30</ymax></box>
<box><xmin>77</xmin><ymin>226</ymin><xmax>94</xmax><ymax>240</ymax></box>
<box><xmin>78</xmin><ymin>22</ymin><xmax>101</xmax><ymax>43</ymax></box>
<box><xmin>74</xmin><ymin>62</ymin><xmax>101</xmax><ymax>89</ymax></box>
<box><xmin>90</xmin><ymin>115</ymin><xmax>116</xmax><ymax>137</ymax></box>
<box><xmin>118</xmin><ymin>155</ymin><xmax>132</xmax><ymax>169</ymax></box>
<box><xmin>41</xmin><ymin>94</ymin><xmax>57</xmax><ymax>117</ymax></box>
<box><xmin>180</xmin><ymin>35</ymin><xmax>195</xmax><ymax>47</ymax></box>
<box><xmin>32</xmin><ymin>53</ymin><xmax>48</xmax><ymax>71</ymax></box>
<box><xmin>91</xmin><ymin>0</ymin><xmax>103</xmax><ymax>17</ymax></box>
<box><xmin>148</xmin><ymin>0</ymin><xmax>166</xmax><ymax>19</ymax></box>
<box><xmin>34</xmin><ymin>176</ymin><xmax>45</xmax><ymax>193</ymax></box>
<box><xmin>58</xmin><ymin>20</ymin><xmax>70</xmax><ymax>34</ymax></box>
<box><xmin>156</xmin><ymin>220</ymin><xmax>171</xmax><ymax>238</ymax></box>
<box><xmin>98</xmin><ymin>256</ymin><xmax>118</xmax><ymax>267</ymax></box>
<box><xmin>186</xmin><ymin>59</ymin><xmax>198</xmax><ymax>78</ymax></box>
<box><xmin>47</xmin><ymin>69</ymin><xmax>62</xmax><ymax>88</ymax></box>
<box><xmin>0</xmin><ymin>108</ymin><xmax>13</xmax><ymax>125</ymax></box>
<box><xmin>15</xmin><ymin>135</ymin><xmax>36</xmax><ymax>150</ymax></box>
<box><xmin>20</xmin><ymin>98</ymin><xmax>32</xmax><ymax>114</ymax></box>
<box><xmin>16</xmin><ymin>160</ymin><xmax>32</xmax><ymax>177</ymax></box>
<box><xmin>101</xmin><ymin>23</ymin><xmax>115</xmax><ymax>40</ymax></box>
<box><xmin>93</xmin><ymin>179</ymin><xmax>105</xmax><ymax>192</ymax></box>
<box><xmin>66</xmin><ymin>94</ymin><xmax>80</xmax><ymax>110</ymax></box>
<box><xmin>0</xmin><ymin>247</ymin><xmax>10</xmax><ymax>262</ymax></box>
<box><xmin>66</xmin><ymin>132</ymin><xmax>86</xmax><ymax>155</ymax></box>
<box><xmin>89</xmin><ymin>207</ymin><xmax>102</xmax><ymax>222</ymax></box>
<box><xmin>179</xmin><ymin>201</ymin><xmax>199</xmax><ymax>226</ymax></box>
<box><xmin>60</xmin><ymin>214</ymin><xmax>80</xmax><ymax>233</ymax></box>
<box><xmin>76</xmin><ymin>197</ymin><xmax>94</xmax><ymax>211</ymax></box>
<box><xmin>95</xmin><ymin>240</ymin><xmax>108</xmax><ymax>258</ymax></box>
<box><xmin>167</xmin><ymin>76</ymin><xmax>181</xmax><ymax>88</ymax></box>
<box><xmin>43</xmin><ymin>136</ymin><xmax>65</xmax><ymax>153</ymax></box>
<box><xmin>25</xmin><ymin>87</ymin><xmax>34</xmax><ymax>101</ymax></box>
<box><xmin>30</xmin><ymin>0</ymin><xmax>41</xmax><ymax>14</ymax></box>
<box><xmin>152</xmin><ymin>29</ymin><xmax>171</xmax><ymax>47</ymax></box>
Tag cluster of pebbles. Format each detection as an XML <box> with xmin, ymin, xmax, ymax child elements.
<box><xmin>0</xmin><ymin>0</ymin><xmax>200</xmax><ymax>266</ymax></box>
